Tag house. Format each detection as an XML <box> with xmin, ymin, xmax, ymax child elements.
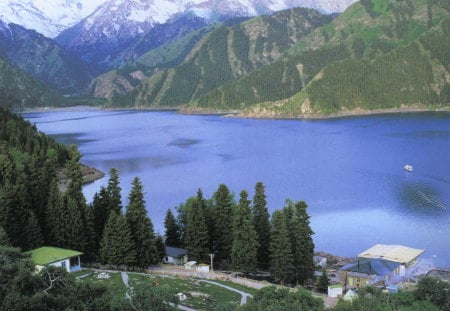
<box><xmin>164</xmin><ymin>246</ymin><xmax>188</xmax><ymax>265</ymax></box>
<box><xmin>28</xmin><ymin>246</ymin><xmax>82</xmax><ymax>273</ymax></box>
<box><xmin>341</xmin><ymin>258</ymin><xmax>401</xmax><ymax>288</ymax></box>
<box><xmin>358</xmin><ymin>244</ymin><xmax>424</xmax><ymax>277</ymax></box>
<box><xmin>341</xmin><ymin>244</ymin><xmax>425</xmax><ymax>289</ymax></box>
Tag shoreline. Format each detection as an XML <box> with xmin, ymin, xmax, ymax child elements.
<box><xmin>22</xmin><ymin>105</ymin><xmax>450</xmax><ymax>120</ymax></box>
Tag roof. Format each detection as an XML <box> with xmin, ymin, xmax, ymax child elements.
<box><xmin>341</xmin><ymin>258</ymin><xmax>400</xmax><ymax>276</ymax></box>
<box><xmin>358</xmin><ymin>244</ymin><xmax>424</xmax><ymax>264</ymax></box>
<box><xmin>27</xmin><ymin>247</ymin><xmax>83</xmax><ymax>265</ymax></box>
<box><xmin>165</xmin><ymin>246</ymin><xmax>187</xmax><ymax>257</ymax></box>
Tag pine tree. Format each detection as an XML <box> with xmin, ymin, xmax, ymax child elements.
<box><xmin>252</xmin><ymin>181</ymin><xmax>271</xmax><ymax>270</ymax></box>
<box><xmin>125</xmin><ymin>177</ymin><xmax>158</xmax><ymax>268</ymax></box>
<box><xmin>317</xmin><ymin>268</ymin><xmax>330</xmax><ymax>294</ymax></box>
<box><xmin>269</xmin><ymin>210</ymin><xmax>294</xmax><ymax>286</ymax></box>
<box><xmin>155</xmin><ymin>235</ymin><xmax>166</xmax><ymax>264</ymax></box>
<box><xmin>82</xmin><ymin>204</ymin><xmax>97</xmax><ymax>261</ymax></box>
<box><xmin>64</xmin><ymin>196</ymin><xmax>85</xmax><ymax>251</ymax></box>
<box><xmin>175</xmin><ymin>197</ymin><xmax>196</xmax><ymax>247</ymax></box>
<box><xmin>25</xmin><ymin>210</ymin><xmax>43</xmax><ymax>250</ymax></box>
<box><xmin>231</xmin><ymin>190</ymin><xmax>259</xmax><ymax>274</ymax></box>
<box><xmin>185</xmin><ymin>189</ymin><xmax>210</xmax><ymax>262</ymax></box>
<box><xmin>66</xmin><ymin>145</ymin><xmax>85</xmax><ymax>209</ymax></box>
<box><xmin>164</xmin><ymin>209</ymin><xmax>181</xmax><ymax>247</ymax></box>
<box><xmin>100</xmin><ymin>212</ymin><xmax>136</xmax><ymax>267</ymax></box>
<box><xmin>285</xmin><ymin>200</ymin><xmax>315</xmax><ymax>285</ymax></box>
<box><xmin>92</xmin><ymin>187</ymin><xmax>110</xmax><ymax>241</ymax></box>
<box><xmin>45</xmin><ymin>179</ymin><xmax>66</xmax><ymax>247</ymax></box>
<box><xmin>106</xmin><ymin>168</ymin><xmax>122</xmax><ymax>214</ymax></box>
<box><xmin>212</xmin><ymin>184</ymin><xmax>234</xmax><ymax>266</ymax></box>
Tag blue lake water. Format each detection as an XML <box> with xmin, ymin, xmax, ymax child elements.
<box><xmin>23</xmin><ymin>110</ymin><xmax>450</xmax><ymax>267</ymax></box>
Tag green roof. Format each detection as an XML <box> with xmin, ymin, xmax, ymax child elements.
<box><xmin>27</xmin><ymin>247</ymin><xmax>83</xmax><ymax>265</ymax></box>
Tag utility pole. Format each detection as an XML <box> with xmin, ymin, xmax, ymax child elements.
<box><xmin>209</xmin><ymin>253</ymin><xmax>214</xmax><ymax>272</ymax></box>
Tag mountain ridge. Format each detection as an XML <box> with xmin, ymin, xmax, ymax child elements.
<box><xmin>0</xmin><ymin>21</ymin><xmax>96</xmax><ymax>95</ymax></box>
<box><xmin>187</xmin><ymin>0</ymin><xmax>450</xmax><ymax>116</ymax></box>
<box><xmin>106</xmin><ymin>7</ymin><xmax>333</xmax><ymax>108</ymax></box>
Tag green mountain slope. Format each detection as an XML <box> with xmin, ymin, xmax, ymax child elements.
<box><xmin>0</xmin><ymin>23</ymin><xmax>95</xmax><ymax>95</ymax></box>
<box><xmin>191</xmin><ymin>0</ymin><xmax>450</xmax><ymax>116</ymax></box>
<box><xmin>0</xmin><ymin>57</ymin><xmax>62</xmax><ymax>110</ymax></box>
<box><xmin>109</xmin><ymin>8</ymin><xmax>332</xmax><ymax>108</ymax></box>
<box><xmin>90</xmin><ymin>26</ymin><xmax>213</xmax><ymax>99</ymax></box>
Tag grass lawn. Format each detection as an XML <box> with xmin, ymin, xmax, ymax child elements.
<box><xmin>129</xmin><ymin>274</ymin><xmax>241</xmax><ymax>310</ymax></box>
<box><xmin>209</xmin><ymin>280</ymin><xmax>259</xmax><ymax>296</ymax></box>
<box><xmin>74</xmin><ymin>269</ymin><xmax>257</xmax><ymax>310</ymax></box>
<box><xmin>74</xmin><ymin>270</ymin><xmax>127</xmax><ymax>297</ymax></box>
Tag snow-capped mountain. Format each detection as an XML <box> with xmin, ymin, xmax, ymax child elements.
<box><xmin>1</xmin><ymin>0</ymin><xmax>357</xmax><ymax>39</ymax></box>
<box><xmin>54</xmin><ymin>0</ymin><xmax>357</xmax><ymax>71</ymax></box>
<box><xmin>0</xmin><ymin>0</ymin><xmax>106</xmax><ymax>38</ymax></box>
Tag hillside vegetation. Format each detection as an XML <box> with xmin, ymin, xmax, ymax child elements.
<box><xmin>0</xmin><ymin>24</ymin><xmax>95</xmax><ymax>95</ymax></box>
<box><xmin>0</xmin><ymin>57</ymin><xmax>62</xmax><ymax>110</ymax></box>
<box><xmin>189</xmin><ymin>0</ymin><xmax>450</xmax><ymax>116</ymax></box>
<box><xmin>90</xmin><ymin>25</ymin><xmax>214</xmax><ymax>99</ymax></box>
<box><xmin>109</xmin><ymin>8</ymin><xmax>332</xmax><ymax>108</ymax></box>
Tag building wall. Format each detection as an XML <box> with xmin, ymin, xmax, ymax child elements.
<box><xmin>49</xmin><ymin>259</ymin><xmax>71</xmax><ymax>272</ymax></box>
<box><xmin>347</xmin><ymin>275</ymin><xmax>371</xmax><ymax>288</ymax></box>
<box><xmin>164</xmin><ymin>255</ymin><xmax>187</xmax><ymax>265</ymax></box>
<box><xmin>47</xmin><ymin>257</ymin><xmax>81</xmax><ymax>273</ymax></box>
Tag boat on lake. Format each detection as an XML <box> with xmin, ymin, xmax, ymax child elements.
<box><xmin>404</xmin><ymin>164</ymin><xmax>413</xmax><ymax>172</ymax></box>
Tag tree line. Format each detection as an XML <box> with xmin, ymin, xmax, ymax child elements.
<box><xmin>164</xmin><ymin>182</ymin><xmax>315</xmax><ymax>286</ymax></box>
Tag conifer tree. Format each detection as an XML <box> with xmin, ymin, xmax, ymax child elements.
<box><xmin>317</xmin><ymin>268</ymin><xmax>330</xmax><ymax>294</ymax></box>
<box><xmin>92</xmin><ymin>187</ymin><xmax>110</xmax><ymax>241</ymax></box>
<box><xmin>231</xmin><ymin>190</ymin><xmax>258</xmax><ymax>274</ymax></box>
<box><xmin>125</xmin><ymin>177</ymin><xmax>158</xmax><ymax>268</ymax></box>
<box><xmin>269</xmin><ymin>210</ymin><xmax>294</xmax><ymax>286</ymax></box>
<box><xmin>82</xmin><ymin>204</ymin><xmax>97</xmax><ymax>261</ymax></box>
<box><xmin>212</xmin><ymin>184</ymin><xmax>234</xmax><ymax>266</ymax></box>
<box><xmin>106</xmin><ymin>168</ymin><xmax>122</xmax><ymax>214</ymax></box>
<box><xmin>164</xmin><ymin>209</ymin><xmax>181</xmax><ymax>247</ymax></box>
<box><xmin>66</xmin><ymin>145</ymin><xmax>85</xmax><ymax>209</ymax></box>
<box><xmin>45</xmin><ymin>179</ymin><xmax>66</xmax><ymax>247</ymax></box>
<box><xmin>285</xmin><ymin>200</ymin><xmax>315</xmax><ymax>285</ymax></box>
<box><xmin>252</xmin><ymin>181</ymin><xmax>271</xmax><ymax>270</ymax></box>
<box><xmin>155</xmin><ymin>235</ymin><xmax>166</xmax><ymax>264</ymax></box>
<box><xmin>25</xmin><ymin>210</ymin><xmax>43</xmax><ymax>250</ymax></box>
<box><xmin>175</xmin><ymin>197</ymin><xmax>196</xmax><ymax>246</ymax></box>
<box><xmin>64</xmin><ymin>196</ymin><xmax>85</xmax><ymax>251</ymax></box>
<box><xmin>100</xmin><ymin>212</ymin><xmax>136</xmax><ymax>267</ymax></box>
<box><xmin>185</xmin><ymin>189</ymin><xmax>210</xmax><ymax>262</ymax></box>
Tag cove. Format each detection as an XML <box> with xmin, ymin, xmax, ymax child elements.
<box><xmin>23</xmin><ymin>110</ymin><xmax>450</xmax><ymax>267</ymax></box>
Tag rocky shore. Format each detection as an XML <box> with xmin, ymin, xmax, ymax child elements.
<box><xmin>57</xmin><ymin>164</ymin><xmax>105</xmax><ymax>193</ymax></box>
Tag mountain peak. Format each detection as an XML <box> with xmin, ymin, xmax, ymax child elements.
<box><xmin>1</xmin><ymin>0</ymin><xmax>358</xmax><ymax>38</ymax></box>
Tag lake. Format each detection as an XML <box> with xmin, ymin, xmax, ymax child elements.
<box><xmin>23</xmin><ymin>110</ymin><xmax>450</xmax><ymax>267</ymax></box>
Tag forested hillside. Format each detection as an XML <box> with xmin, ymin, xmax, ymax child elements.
<box><xmin>0</xmin><ymin>23</ymin><xmax>95</xmax><ymax>95</ymax></box>
<box><xmin>189</xmin><ymin>0</ymin><xmax>450</xmax><ymax>116</ymax></box>
<box><xmin>0</xmin><ymin>107</ymin><xmax>68</xmax><ymax>249</ymax></box>
<box><xmin>109</xmin><ymin>8</ymin><xmax>332</xmax><ymax>108</ymax></box>
<box><xmin>90</xmin><ymin>25</ymin><xmax>214</xmax><ymax>99</ymax></box>
<box><xmin>0</xmin><ymin>58</ymin><xmax>62</xmax><ymax>110</ymax></box>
